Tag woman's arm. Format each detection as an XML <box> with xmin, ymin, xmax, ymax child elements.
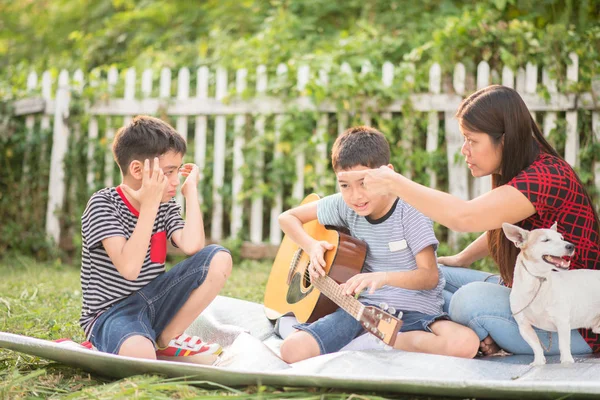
<box><xmin>337</xmin><ymin>167</ymin><xmax>536</xmax><ymax>232</ymax></box>
<box><xmin>438</xmin><ymin>232</ymin><xmax>489</xmax><ymax>268</ymax></box>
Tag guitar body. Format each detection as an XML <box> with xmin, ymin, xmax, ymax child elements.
<box><xmin>264</xmin><ymin>194</ymin><xmax>368</xmax><ymax>323</ymax></box>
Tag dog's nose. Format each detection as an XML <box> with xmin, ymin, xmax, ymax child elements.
<box><xmin>565</xmin><ymin>243</ymin><xmax>575</xmax><ymax>251</ymax></box>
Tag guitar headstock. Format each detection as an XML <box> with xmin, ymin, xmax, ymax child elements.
<box><xmin>360</xmin><ymin>306</ymin><xmax>402</xmax><ymax>346</ymax></box>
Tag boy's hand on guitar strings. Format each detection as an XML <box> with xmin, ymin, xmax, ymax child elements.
<box><xmin>307</xmin><ymin>240</ymin><xmax>334</xmax><ymax>278</ymax></box>
<box><xmin>341</xmin><ymin>272</ymin><xmax>388</xmax><ymax>296</ymax></box>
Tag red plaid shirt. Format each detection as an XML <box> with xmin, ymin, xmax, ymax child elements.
<box><xmin>508</xmin><ymin>152</ymin><xmax>600</xmax><ymax>352</ymax></box>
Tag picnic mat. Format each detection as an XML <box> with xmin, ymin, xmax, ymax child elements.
<box><xmin>2</xmin><ymin>295</ymin><xmax>600</xmax><ymax>399</ymax></box>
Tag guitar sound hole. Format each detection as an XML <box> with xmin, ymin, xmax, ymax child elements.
<box><xmin>302</xmin><ymin>263</ymin><xmax>312</xmax><ymax>289</ymax></box>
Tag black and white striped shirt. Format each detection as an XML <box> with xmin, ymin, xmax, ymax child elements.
<box><xmin>317</xmin><ymin>194</ymin><xmax>444</xmax><ymax>315</ymax></box>
<box><xmin>79</xmin><ymin>187</ymin><xmax>185</xmax><ymax>338</ymax></box>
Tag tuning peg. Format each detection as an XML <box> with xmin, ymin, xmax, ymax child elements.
<box><xmin>378</xmin><ymin>302</ymin><xmax>389</xmax><ymax>311</ymax></box>
<box><xmin>388</xmin><ymin>306</ymin><xmax>396</xmax><ymax>315</ymax></box>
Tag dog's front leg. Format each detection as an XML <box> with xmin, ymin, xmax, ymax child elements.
<box><xmin>515</xmin><ymin>317</ymin><xmax>546</xmax><ymax>365</ymax></box>
<box><xmin>556</xmin><ymin>322</ymin><xmax>575</xmax><ymax>364</ymax></box>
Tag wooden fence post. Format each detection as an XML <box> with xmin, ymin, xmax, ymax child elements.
<box><xmin>426</xmin><ymin>63</ymin><xmax>440</xmax><ymax>190</ymax></box>
<box><xmin>565</xmin><ymin>53</ymin><xmax>579</xmax><ymax>167</ymax></box>
<box><xmin>292</xmin><ymin>65</ymin><xmax>309</xmax><ymax>204</ymax></box>
<box><xmin>446</xmin><ymin>63</ymin><xmax>469</xmax><ymax>249</ymax></box>
<box><xmin>269</xmin><ymin>64</ymin><xmax>288</xmax><ymax>245</ymax></box>
<box><xmin>231</xmin><ymin>67</ymin><xmax>247</xmax><ymax>239</ymax></box>
<box><xmin>45</xmin><ymin>70</ymin><xmax>70</xmax><ymax>244</ymax></box>
<box><xmin>103</xmin><ymin>67</ymin><xmax>118</xmax><ymax>187</ymax></box>
<box><xmin>86</xmin><ymin>69</ymin><xmax>100</xmax><ymax>191</ymax></box>
<box><xmin>473</xmin><ymin>61</ymin><xmax>492</xmax><ymax>198</ymax></box>
<box><xmin>250</xmin><ymin>65</ymin><xmax>267</xmax><ymax>243</ymax></box>
<box><xmin>176</xmin><ymin>67</ymin><xmax>190</xmax><ymax>208</ymax></box>
<box><xmin>314</xmin><ymin>68</ymin><xmax>329</xmax><ymax>194</ymax></box>
<box><xmin>211</xmin><ymin>67</ymin><xmax>228</xmax><ymax>241</ymax></box>
<box><xmin>195</xmin><ymin>66</ymin><xmax>209</xmax><ymax>206</ymax></box>
<box><xmin>542</xmin><ymin>67</ymin><xmax>558</xmax><ymax>138</ymax></box>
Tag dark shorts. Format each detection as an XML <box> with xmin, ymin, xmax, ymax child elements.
<box><xmin>293</xmin><ymin>305</ymin><xmax>449</xmax><ymax>355</ymax></box>
<box><xmin>90</xmin><ymin>244</ymin><xmax>230</xmax><ymax>354</ymax></box>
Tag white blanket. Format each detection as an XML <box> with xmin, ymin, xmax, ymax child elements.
<box><xmin>2</xmin><ymin>296</ymin><xmax>600</xmax><ymax>398</ymax></box>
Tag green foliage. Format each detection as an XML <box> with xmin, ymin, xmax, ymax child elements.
<box><xmin>0</xmin><ymin>100</ymin><xmax>58</xmax><ymax>259</ymax></box>
<box><xmin>1</xmin><ymin>1</ymin><xmax>599</xmax><ymax>257</ymax></box>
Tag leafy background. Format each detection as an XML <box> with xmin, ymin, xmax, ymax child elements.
<box><xmin>0</xmin><ymin>0</ymin><xmax>599</xmax><ymax>269</ymax></box>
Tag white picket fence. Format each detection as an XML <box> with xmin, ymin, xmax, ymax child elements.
<box><xmin>12</xmin><ymin>53</ymin><xmax>600</xmax><ymax>251</ymax></box>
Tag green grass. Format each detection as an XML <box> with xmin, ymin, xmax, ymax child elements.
<box><xmin>0</xmin><ymin>255</ymin><xmax>455</xmax><ymax>399</ymax></box>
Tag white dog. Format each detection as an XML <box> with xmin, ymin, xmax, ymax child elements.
<box><xmin>502</xmin><ymin>222</ymin><xmax>600</xmax><ymax>365</ymax></box>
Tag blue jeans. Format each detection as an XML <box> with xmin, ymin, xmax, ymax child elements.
<box><xmin>90</xmin><ymin>245</ymin><xmax>230</xmax><ymax>354</ymax></box>
<box><xmin>293</xmin><ymin>306</ymin><xmax>448</xmax><ymax>355</ymax></box>
<box><xmin>441</xmin><ymin>265</ymin><xmax>592</xmax><ymax>355</ymax></box>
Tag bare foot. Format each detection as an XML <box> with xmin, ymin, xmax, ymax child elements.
<box><xmin>479</xmin><ymin>336</ymin><xmax>501</xmax><ymax>356</ymax></box>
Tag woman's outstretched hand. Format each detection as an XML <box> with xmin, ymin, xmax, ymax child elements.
<box><xmin>437</xmin><ymin>254</ymin><xmax>470</xmax><ymax>268</ymax></box>
<box><xmin>336</xmin><ymin>166</ymin><xmax>398</xmax><ymax>196</ymax></box>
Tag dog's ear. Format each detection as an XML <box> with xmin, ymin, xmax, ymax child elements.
<box><xmin>502</xmin><ymin>222</ymin><xmax>529</xmax><ymax>248</ymax></box>
<box><xmin>550</xmin><ymin>221</ymin><xmax>558</xmax><ymax>231</ymax></box>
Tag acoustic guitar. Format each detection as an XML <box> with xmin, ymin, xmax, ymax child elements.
<box><xmin>263</xmin><ymin>194</ymin><xmax>402</xmax><ymax>346</ymax></box>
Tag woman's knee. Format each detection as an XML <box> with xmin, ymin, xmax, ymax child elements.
<box><xmin>449</xmin><ymin>281</ymin><xmax>508</xmax><ymax>325</ymax></box>
<box><xmin>280</xmin><ymin>332</ymin><xmax>320</xmax><ymax>363</ymax></box>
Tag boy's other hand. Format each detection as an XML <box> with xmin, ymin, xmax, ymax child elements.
<box><xmin>307</xmin><ymin>241</ymin><xmax>334</xmax><ymax>279</ymax></box>
<box><xmin>180</xmin><ymin>163</ymin><xmax>200</xmax><ymax>197</ymax></box>
<box><xmin>341</xmin><ymin>272</ymin><xmax>387</xmax><ymax>296</ymax></box>
<box><xmin>121</xmin><ymin>158</ymin><xmax>167</xmax><ymax>210</ymax></box>
<box><xmin>336</xmin><ymin>166</ymin><xmax>397</xmax><ymax>196</ymax></box>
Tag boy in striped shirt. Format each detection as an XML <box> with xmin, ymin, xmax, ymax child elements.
<box><xmin>277</xmin><ymin>126</ymin><xmax>479</xmax><ymax>362</ymax></box>
<box><xmin>80</xmin><ymin>115</ymin><xmax>231</xmax><ymax>364</ymax></box>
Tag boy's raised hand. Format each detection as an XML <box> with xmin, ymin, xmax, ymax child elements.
<box><xmin>121</xmin><ymin>158</ymin><xmax>167</xmax><ymax>210</ymax></box>
<box><xmin>180</xmin><ymin>163</ymin><xmax>199</xmax><ymax>197</ymax></box>
<box><xmin>341</xmin><ymin>271</ymin><xmax>388</xmax><ymax>295</ymax></box>
<box><xmin>336</xmin><ymin>166</ymin><xmax>397</xmax><ymax>196</ymax></box>
<box><xmin>307</xmin><ymin>240</ymin><xmax>334</xmax><ymax>279</ymax></box>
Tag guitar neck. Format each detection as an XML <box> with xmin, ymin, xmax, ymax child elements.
<box><xmin>312</xmin><ymin>275</ymin><xmax>365</xmax><ymax>320</ymax></box>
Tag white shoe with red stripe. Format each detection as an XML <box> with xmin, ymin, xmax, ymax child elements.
<box><xmin>156</xmin><ymin>333</ymin><xmax>222</xmax><ymax>365</ymax></box>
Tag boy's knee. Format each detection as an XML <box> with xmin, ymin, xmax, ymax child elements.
<box><xmin>440</xmin><ymin>326</ymin><xmax>480</xmax><ymax>359</ymax></box>
<box><xmin>280</xmin><ymin>332</ymin><xmax>320</xmax><ymax>363</ymax></box>
<box><xmin>209</xmin><ymin>250</ymin><xmax>232</xmax><ymax>279</ymax></box>
<box><xmin>118</xmin><ymin>335</ymin><xmax>156</xmax><ymax>359</ymax></box>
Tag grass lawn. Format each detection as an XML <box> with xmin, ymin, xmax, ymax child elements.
<box><xmin>0</xmin><ymin>254</ymin><xmax>455</xmax><ymax>399</ymax></box>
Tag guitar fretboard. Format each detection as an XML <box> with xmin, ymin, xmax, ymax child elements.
<box><xmin>312</xmin><ymin>274</ymin><xmax>364</xmax><ymax>319</ymax></box>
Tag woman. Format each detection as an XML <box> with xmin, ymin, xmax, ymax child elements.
<box><xmin>338</xmin><ymin>85</ymin><xmax>600</xmax><ymax>357</ymax></box>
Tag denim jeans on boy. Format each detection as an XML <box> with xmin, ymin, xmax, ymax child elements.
<box><xmin>441</xmin><ymin>265</ymin><xmax>592</xmax><ymax>355</ymax></box>
<box><xmin>90</xmin><ymin>244</ymin><xmax>230</xmax><ymax>354</ymax></box>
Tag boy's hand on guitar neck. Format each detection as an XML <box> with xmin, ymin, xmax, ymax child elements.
<box><xmin>307</xmin><ymin>240</ymin><xmax>334</xmax><ymax>279</ymax></box>
<box><xmin>341</xmin><ymin>272</ymin><xmax>388</xmax><ymax>296</ymax></box>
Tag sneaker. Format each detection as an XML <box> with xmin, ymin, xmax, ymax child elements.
<box><xmin>156</xmin><ymin>333</ymin><xmax>222</xmax><ymax>365</ymax></box>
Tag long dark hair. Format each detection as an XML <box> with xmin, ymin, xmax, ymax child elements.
<box><xmin>456</xmin><ymin>85</ymin><xmax>599</xmax><ymax>285</ymax></box>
